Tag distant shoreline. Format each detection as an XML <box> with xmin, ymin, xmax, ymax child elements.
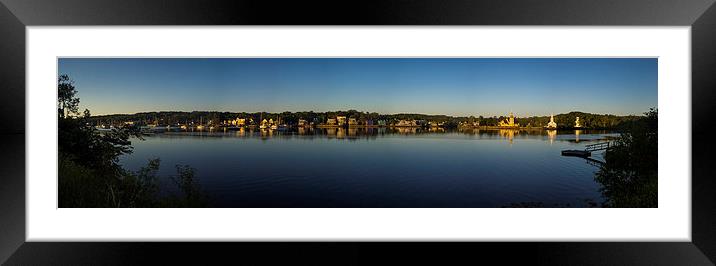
<box><xmin>85</xmin><ymin>109</ymin><xmax>647</xmax><ymax>131</ymax></box>
<box><xmin>89</xmin><ymin>110</ymin><xmax>645</xmax><ymax>119</ymax></box>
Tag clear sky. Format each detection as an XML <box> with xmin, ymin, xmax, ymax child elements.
<box><xmin>58</xmin><ymin>58</ymin><xmax>657</xmax><ymax>117</ymax></box>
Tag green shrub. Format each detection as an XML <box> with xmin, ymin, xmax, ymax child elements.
<box><xmin>595</xmin><ymin>108</ymin><xmax>657</xmax><ymax>208</ymax></box>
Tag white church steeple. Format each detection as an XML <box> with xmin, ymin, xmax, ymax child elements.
<box><xmin>546</xmin><ymin>114</ymin><xmax>557</xmax><ymax>129</ymax></box>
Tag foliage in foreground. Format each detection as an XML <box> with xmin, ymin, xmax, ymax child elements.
<box><xmin>59</xmin><ymin>154</ymin><xmax>208</xmax><ymax>208</ymax></box>
<box><xmin>58</xmin><ymin>74</ymin><xmax>207</xmax><ymax>207</ymax></box>
<box><xmin>595</xmin><ymin>108</ymin><xmax>658</xmax><ymax>208</ymax></box>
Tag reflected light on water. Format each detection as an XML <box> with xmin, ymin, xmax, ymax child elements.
<box><xmin>121</xmin><ymin>128</ymin><xmax>619</xmax><ymax>207</ymax></box>
<box><xmin>548</xmin><ymin>129</ymin><xmax>557</xmax><ymax>145</ymax></box>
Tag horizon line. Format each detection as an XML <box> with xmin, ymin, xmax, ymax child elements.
<box><xmin>88</xmin><ymin>109</ymin><xmax>649</xmax><ymax>118</ymax></box>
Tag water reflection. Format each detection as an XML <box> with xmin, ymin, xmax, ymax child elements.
<box><xmin>236</xmin><ymin>127</ymin><xmax>247</xmax><ymax>137</ymax></box>
<box><xmin>161</xmin><ymin>127</ymin><xmax>615</xmax><ymax>143</ymax></box>
<box><xmin>547</xmin><ymin>129</ymin><xmax>557</xmax><ymax>145</ymax></box>
<box><xmin>124</xmin><ymin>127</ymin><xmax>619</xmax><ymax>207</ymax></box>
<box><xmin>498</xmin><ymin>129</ymin><xmax>517</xmax><ymax>144</ymax></box>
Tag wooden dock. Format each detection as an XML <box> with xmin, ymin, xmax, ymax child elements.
<box><xmin>561</xmin><ymin>141</ymin><xmax>611</xmax><ymax>165</ymax></box>
<box><xmin>561</xmin><ymin>150</ymin><xmax>591</xmax><ymax>157</ymax></box>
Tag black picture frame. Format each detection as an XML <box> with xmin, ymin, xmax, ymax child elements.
<box><xmin>1</xmin><ymin>0</ymin><xmax>714</xmax><ymax>264</ymax></box>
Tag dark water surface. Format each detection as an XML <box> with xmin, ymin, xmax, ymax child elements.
<box><xmin>119</xmin><ymin>128</ymin><xmax>616</xmax><ymax>207</ymax></box>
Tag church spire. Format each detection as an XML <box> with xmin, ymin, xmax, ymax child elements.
<box><xmin>546</xmin><ymin>113</ymin><xmax>557</xmax><ymax>129</ymax></box>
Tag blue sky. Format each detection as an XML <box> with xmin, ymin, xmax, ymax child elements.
<box><xmin>58</xmin><ymin>58</ymin><xmax>657</xmax><ymax>117</ymax></box>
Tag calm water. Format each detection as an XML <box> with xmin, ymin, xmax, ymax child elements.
<box><xmin>119</xmin><ymin>128</ymin><xmax>617</xmax><ymax>207</ymax></box>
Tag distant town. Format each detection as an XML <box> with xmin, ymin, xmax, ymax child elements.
<box><xmin>83</xmin><ymin>110</ymin><xmax>643</xmax><ymax>133</ymax></box>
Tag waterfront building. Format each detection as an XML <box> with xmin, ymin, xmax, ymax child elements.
<box><xmin>377</xmin><ymin>120</ymin><xmax>387</xmax><ymax>126</ymax></box>
<box><xmin>235</xmin><ymin>118</ymin><xmax>246</xmax><ymax>126</ymax></box>
<box><xmin>575</xmin><ymin>117</ymin><xmax>582</xmax><ymax>128</ymax></box>
<box><xmin>326</xmin><ymin>118</ymin><xmax>337</xmax><ymax>126</ymax></box>
<box><xmin>396</xmin><ymin>120</ymin><xmax>418</xmax><ymax>127</ymax></box>
<box><xmin>298</xmin><ymin>119</ymin><xmax>309</xmax><ymax>127</ymax></box>
<box><xmin>336</xmin><ymin>116</ymin><xmax>347</xmax><ymax>126</ymax></box>
<box><xmin>546</xmin><ymin>114</ymin><xmax>557</xmax><ymax>129</ymax></box>
<box><xmin>498</xmin><ymin>113</ymin><xmax>519</xmax><ymax>128</ymax></box>
<box><xmin>348</xmin><ymin>118</ymin><xmax>358</xmax><ymax>126</ymax></box>
<box><xmin>460</xmin><ymin>121</ymin><xmax>479</xmax><ymax>128</ymax></box>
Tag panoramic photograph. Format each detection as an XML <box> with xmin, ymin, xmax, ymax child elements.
<box><xmin>57</xmin><ymin>58</ymin><xmax>657</xmax><ymax>208</ymax></box>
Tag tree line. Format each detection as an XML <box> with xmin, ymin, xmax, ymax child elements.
<box><xmin>89</xmin><ymin>110</ymin><xmax>643</xmax><ymax>129</ymax></box>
